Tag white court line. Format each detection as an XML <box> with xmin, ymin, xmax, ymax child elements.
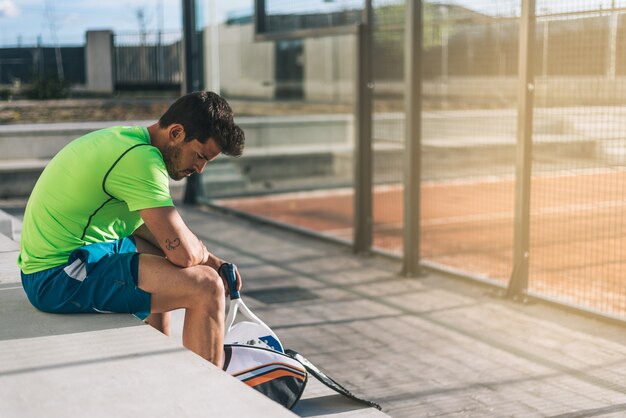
<box><xmin>321</xmin><ymin>197</ymin><xmax>626</xmax><ymax>230</ymax></box>
<box><xmin>422</xmin><ymin>166</ymin><xmax>626</xmax><ymax>188</ymax></box>
<box><xmin>222</xmin><ymin>167</ymin><xmax>626</xmax><ymax>205</ymax></box>
<box><xmin>424</xmin><ymin>199</ymin><xmax>626</xmax><ymax>227</ymax></box>
<box><xmin>323</xmin><ymin>197</ymin><xmax>626</xmax><ymax>236</ymax></box>
<box><xmin>224</xmin><ymin>196</ymin><xmax>626</xmax><ymax>228</ymax></box>
<box><xmin>424</xmin><ymin>212</ymin><xmax>513</xmax><ymax>227</ymax></box>
<box><xmin>218</xmin><ymin>167</ymin><xmax>626</xmax><ymax>228</ymax></box>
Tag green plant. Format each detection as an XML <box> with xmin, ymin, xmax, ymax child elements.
<box><xmin>25</xmin><ymin>75</ymin><xmax>70</xmax><ymax>100</ymax></box>
<box><xmin>0</xmin><ymin>89</ymin><xmax>11</xmax><ymax>101</ymax></box>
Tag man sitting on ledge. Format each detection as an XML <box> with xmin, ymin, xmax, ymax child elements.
<box><xmin>17</xmin><ymin>91</ymin><xmax>245</xmax><ymax>367</ymax></box>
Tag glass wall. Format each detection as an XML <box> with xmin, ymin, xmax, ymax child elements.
<box><xmin>200</xmin><ymin>0</ymin><xmax>357</xmax><ymax>243</ymax></box>
<box><xmin>199</xmin><ymin>0</ymin><xmax>626</xmax><ymax>320</ymax></box>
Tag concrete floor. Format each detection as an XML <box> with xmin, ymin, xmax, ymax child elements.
<box><xmin>174</xmin><ymin>204</ymin><xmax>626</xmax><ymax>418</ymax></box>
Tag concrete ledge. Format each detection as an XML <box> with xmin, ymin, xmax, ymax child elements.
<box><xmin>0</xmin><ymin>317</ymin><xmax>299</xmax><ymax>417</ymax></box>
<box><xmin>0</xmin><ymin>115</ymin><xmax>353</xmax><ymax>161</ymax></box>
<box><xmin>0</xmin><ymin>131</ymin><xmax>598</xmax><ymax>198</ymax></box>
<box><xmin>0</xmin><ymin>159</ymin><xmax>186</xmax><ymax>199</ymax></box>
<box><xmin>0</xmin><ymin>111</ymin><xmax>606</xmax><ymax>197</ymax></box>
<box><xmin>0</xmin><ymin>121</ymin><xmax>153</xmax><ymax>160</ymax></box>
<box><xmin>0</xmin><ymin>159</ymin><xmax>49</xmax><ymax>173</ymax></box>
<box><xmin>0</xmin><ymin>164</ymin><xmax>48</xmax><ymax>198</ymax></box>
<box><xmin>0</xmin><ymin>209</ymin><xmax>20</xmax><ymax>243</ymax></box>
<box><xmin>0</xmin><ymin>247</ymin><xmax>298</xmax><ymax>417</ymax></box>
<box><xmin>0</xmin><ymin>234</ymin><xmax>18</xmax><ymax>252</ymax></box>
<box><xmin>2</xmin><ymin>285</ymin><xmax>387</xmax><ymax>417</ymax></box>
<box><xmin>0</xmin><ymin>145</ymin><xmax>402</xmax><ymax>198</ymax></box>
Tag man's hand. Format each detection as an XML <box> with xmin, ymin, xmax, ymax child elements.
<box><xmin>200</xmin><ymin>241</ymin><xmax>242</xmax><ymax>295</ymax></box>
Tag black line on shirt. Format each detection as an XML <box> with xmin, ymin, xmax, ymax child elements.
<box><xmin>80</xmin><ymin>143</ymin><xmax>151</xmax><ymax>241</ymax></box>
<box><xmin>80</xmin><ymin>197</ymin><xmax>114</xmax><ymax>241</ymax></box>
<box><xmin>101</xmin><ymin>143</ymin><xmax>151</xmax><ymax>199</ymax></box>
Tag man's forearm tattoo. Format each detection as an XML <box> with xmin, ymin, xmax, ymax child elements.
<box><xmin>165</xmin><ymin>238</ymin><xmax>181</xmax><ymax>250</ymax></box>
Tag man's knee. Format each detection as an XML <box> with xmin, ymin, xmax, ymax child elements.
<box><xmin>190</xmin><ymin>266</ymin><xmax>224</xmax><ymax>305</ymax></box>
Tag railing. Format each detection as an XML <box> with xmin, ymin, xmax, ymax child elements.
<box><xmin>113</xmin><ymin>31</ymin><xmax>183</xmax><ymax>90</ymax></box>
<box><xmin>0</xmin><ymin>45</ymin><xmax>84</xmax><ymax>85</ymax></box>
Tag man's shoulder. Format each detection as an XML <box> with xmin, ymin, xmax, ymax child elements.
<box><xmin>68</xmin><ymin>126</ymin><xmax>156</xmax><ymax>158</ymax></box>
<box><xmin>87</xmin><ymin>126</ymin><xmax>149</xmax><ymax>144</ymax></box>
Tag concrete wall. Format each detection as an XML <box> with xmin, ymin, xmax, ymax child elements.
<box><xmin>205</xmin><ymin>23</ymin><xmax>626</xmax><ymax>105</ymax></box>
<box><xmin>304</xmin><ymin>34</ymin><xmax>356</xmax><ymax>103</ymax></box>
<box><xmin>205</xmin><ymin>24</ymin><xmax>275</xmax><ymax>99</ymax></box>
<box><xmin>241</xmin><ymin>114</ymin><xmax>353</xmax><ymax>148</ymax></box>
<box><xmin>205</xmin><ymin>23</ymin><xmax>356</xmax><ymax>102</ymax></box>
<box><xmin>85</xmin><ymin>30</ymin><xmax>114</xmax><ymax>94</ymax></box>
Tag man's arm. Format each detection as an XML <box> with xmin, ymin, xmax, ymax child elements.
<box><xmin>139</xmin><ymin>206</ymin><xmax>210</xmax><ymax>268</ymax></box>
<box><xmin>138</xmin><ymin>206</ymin><xmax>242</xmax><ymax>291</ymax></box>
<box><xmin>133</xmin><ymin>223</ymin><xmax>160</xmax><ymax>249</ymax></box>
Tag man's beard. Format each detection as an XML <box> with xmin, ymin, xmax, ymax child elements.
<box><xmin>162</xmin><ymin>143</ymin><xmax>184</xmax><ymax>180</ymax></box>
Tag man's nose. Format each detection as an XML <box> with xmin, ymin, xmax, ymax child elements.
<box><xmin>195</xmin><ymin>160</ymin><xmax>208</xmax><ymax>174</ymax></box>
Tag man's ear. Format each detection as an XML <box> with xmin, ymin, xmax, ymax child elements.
<box><xmin>168</xmin><ymin>124</ymin><xmax>185</xmax><ymax>143</ymax></box>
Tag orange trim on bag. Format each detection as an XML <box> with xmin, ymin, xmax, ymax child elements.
<box><xmin>245</xmin><ymin>369</ymin><xmax>306</xmax><ymax>387</ymax></box>
<box><xmin>233</xmin><ymin>362</ymin><xmax>305</xmax><ymax>377</ymax></box>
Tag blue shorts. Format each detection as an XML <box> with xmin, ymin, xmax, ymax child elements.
<box><xmin>21</xmin><ymin>237</ymin><xmax>151</xmax><ymax>320</ymax></box>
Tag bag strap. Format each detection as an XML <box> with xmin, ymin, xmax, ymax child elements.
<box><xmin>285</xmin><ymin>349</ymin><xmax>381</xmax><ymax>411</ymax></box>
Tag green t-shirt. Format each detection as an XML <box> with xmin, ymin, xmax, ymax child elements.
<box><xmin>18</xmin><ymin>126</ymin><xmax>174</xmax><ymax>274</ymax></box>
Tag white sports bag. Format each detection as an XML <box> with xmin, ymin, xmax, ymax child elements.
<box><xmin>222</xmin><ymin>344</ymin><xmax>307</xmax><ymax>409</ymax></box>
<box><xmin>220</xmin><ymin>263</ymin><xmax>306</xmax><ymax>409</ymax></box>
<box><xmin>219</xmin><ymin>263</ymin><xmax>380</xmax><ymax>411</ymax></box>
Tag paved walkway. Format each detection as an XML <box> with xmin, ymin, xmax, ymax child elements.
<box><xmin>174</xmin><ymin>205</ymin><xmax>626</xmax><ymax>418</ymax></box>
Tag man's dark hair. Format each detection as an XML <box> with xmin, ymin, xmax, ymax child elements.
<box><xmin>159</xmin><ymin>91</ymin><xmax>245</xmax><ymax>156</ymax></box>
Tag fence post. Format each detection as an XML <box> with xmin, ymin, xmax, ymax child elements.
<box><xmin>608</xmin><ymin>0</ymin><xmax>618</xmax><ymax>80</ymax></box>
<box><xmin>182</xmin><ymin>0</ymin><xmax>204</xmax><ymax>204</ymax></box>
<box><xmin>85</xmin><ymin>30</ymin><xmax>114</xmax><ymax>94</ymax></box>
<box><xmin>353</xmin><ymin>0</ymin><xmax>374</xmax><ymax>254</ymax></box>
<box><xmin>506</xmin><ymin>0</ymin><xmax>536</xmax><ymax>298</ymax></box>
<box><xmin>402</xmin><ymin>0</ymin><xmax>423</xmax><ymax>277</ymax></box>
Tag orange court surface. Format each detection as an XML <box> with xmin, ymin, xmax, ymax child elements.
<box><xmin>217</xmin><ymin>168</ymin><xmax>626</xmax><ymax>319</ymax></box>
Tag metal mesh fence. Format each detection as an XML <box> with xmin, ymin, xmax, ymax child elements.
<box><xmin>419</xmin><ymin>0</ymin><xmax>520</xmax><ymax>283</ymax></box>
<box><xmin>259</xmin><ymin>0</ymin><xmax>365</xmax><ymax>35</ymax></box>
<box><xmin>530</xmin><ymin>1</ymin><xmax>626</xmax><ymax>317</ymax></box>
<box><xmin>114</xmin><ymin>31</ymin><xmax>183</xmax><ymax>87</ymax></box>
<box><xmin>0</xmin><ymin>46</ymin><xmax>85</xmax><ymax>85</ymax></box>
<box><xmin>372</xmin><ymin>0</ymin><xmax>405</xmax><ymax>254</ymax></box>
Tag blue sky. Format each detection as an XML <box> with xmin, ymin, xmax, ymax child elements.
<box><xmin>0</xmin><ymin>0</ymin><xmax>252</xmax><ymax>46</ymax></box>
<box><xmin>0</xmin><ymin>0</ymin><xmax>623</xmax><ymax>46</ymax></box>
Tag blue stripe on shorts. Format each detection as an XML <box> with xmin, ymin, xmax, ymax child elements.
<box><xmin>21</xmin><ymin>236</ymin><xmax>151</xmax><ymax>320</ymax></box>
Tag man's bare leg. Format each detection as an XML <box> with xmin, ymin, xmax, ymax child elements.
<box><xmin>136</xmin><ymin>253</ymin><xmax>225</xmax><ymax>366</ymax></box>
<box><xmin>145</xmin><ymin>312</ymin><xmax>170</xmax><ymax>336</ymax></box>
<box><xmin>133</xmin><ymin>235</ymin><xmax>171</xmax><ymax>336</ymax></box>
